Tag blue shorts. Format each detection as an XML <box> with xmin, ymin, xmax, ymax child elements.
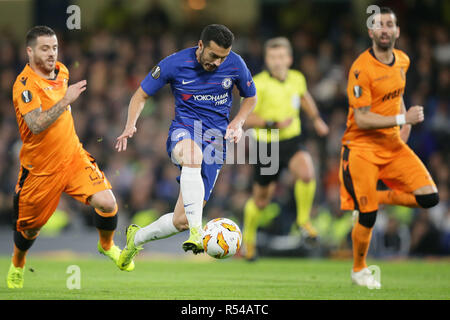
<box><xmin>166</xmin><ymin>122</ymin><xmax>226</xmax><ymax>201</ymax></box>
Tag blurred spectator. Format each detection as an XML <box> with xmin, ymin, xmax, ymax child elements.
<box><xmin>410</xmin><ymin>210</ymin><xmax>443</xmax><ymax>256</ymax></box>
<box><xmin>371</xmin><ymin>212</ymin><xmax>410</xmax><ymax>259</ymax></box>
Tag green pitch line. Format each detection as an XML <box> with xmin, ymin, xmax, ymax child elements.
<box><xmin>0</xmin><ymin>256</ymin><xmax>449</xmax><ymax>300</ymax></box>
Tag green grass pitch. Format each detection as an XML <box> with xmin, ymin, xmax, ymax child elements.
<box><xmin>0</xmin><ymin>255</ymin><xmax>449</xmax><ymax>300</ymax></box>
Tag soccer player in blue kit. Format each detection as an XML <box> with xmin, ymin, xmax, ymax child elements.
<box><xmin>115</xmin><ymin>24</ymin><xmax>257</xmax><ymax>269</ymax></box>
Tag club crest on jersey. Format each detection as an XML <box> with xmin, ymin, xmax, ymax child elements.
<box><xmin>21</xmin><ymin>90</ymin><xmax>32</xmax><ymax>103</ymax></box>
<box><xmin>221</xmin><ymin>77</ymin><xmax>232</xmax><ymax>89</ymax></box>
<box><xmin>353</xmin><ymin>85</ymin><xmax>362</xmax><ymax>98</ymax></box>
<box><xmin>151</xmin><ymin>65</ymin><xmax>161</xmax><ymax>79</ymax></box>
<box><xmin>354</xmin><ymin>70</ymin><xmax>360</xmax><ymax>79</ymax></box>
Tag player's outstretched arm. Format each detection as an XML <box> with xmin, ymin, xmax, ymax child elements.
<box><xmin>116</xmin><ymin>86</ymin><xmax>149</xmax><ymax>152</ymax></box>
<box><xmin>225</xmin><ymin>95</ymin><xmax>257</xmax><ymax>143</ymax></box>
<box><xmin>354</xmin><ymin>105</ymin><xmax>424</xmax><ymax>130</ymax></box>
<box><xmin>301</xmin><ymin>91</ymin><xmax>329</xmax><ymax>136</ymax></box>
<box><xmin>23</xmin><ymin>80</ymin><xmax>86</xmax><ymax>134</ymax></box>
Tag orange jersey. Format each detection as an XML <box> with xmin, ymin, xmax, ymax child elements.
<box><xmin>13</xmin><ymin>62</ymin><xmax>82</xmax><ymax>175</ymax></box>
<box><xmin>342</xmin><ymin>48</ymin><xmax>410</xmax><ymax>156</ymax></box>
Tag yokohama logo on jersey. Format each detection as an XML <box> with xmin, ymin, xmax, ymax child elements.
<box><xmin>192</xmin><ymin>92</ymin><xmax>229</xmax><ymax>106</ymax></box>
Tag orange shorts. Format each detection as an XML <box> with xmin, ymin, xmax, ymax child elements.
<box><xmin>339</xmin><ymin>143</ymin><xmax>436</xmax><ymax>213</ymax></box>
<box><xmin>13</xmin><ymin>149</ymin><xmax>112</xmax><ymax>232</ymax></box>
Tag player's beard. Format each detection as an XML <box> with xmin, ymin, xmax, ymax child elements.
<box><xmin>34</xmin><ymin>55</ymin><xmax>55</xmax><ymax>74</ymax></box>
<box><xmin>373</xmin><ymin>33</ymin><xmax>396</xmax><ymax>51</ymax></box>
<box><xmin>198</xmin><ymin>48</ymin><xmax>217</xmax><ymax>72</ymax></box>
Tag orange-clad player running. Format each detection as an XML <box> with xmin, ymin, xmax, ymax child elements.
<box><xmin>7</xmin><ymin>26</ymin><xmax>133</xmax><ymax>289</ymax></box>
<box><xmin>339</xmin><ymin>7</ymin><xmax>439</xmax><ymax>288</ymax></box>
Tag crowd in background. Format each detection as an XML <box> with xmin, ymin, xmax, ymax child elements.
<box><xmin>0</xmin><ymin>1</ymin><xmax>448</xmax><ymax>257</ymax></box>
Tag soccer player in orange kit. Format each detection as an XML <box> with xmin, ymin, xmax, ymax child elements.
<box><xmin>7</xmin><ymin>26</ymin><xmax>132</xmax><ymax>289</ymax></box>
<box><xmin>339</xmin><ymin>7</ymin><xmax>439</xmax><ymax>288</ymax></box>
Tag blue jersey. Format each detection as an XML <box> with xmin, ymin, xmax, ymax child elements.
<box><xmin>141</xmin><ymin>47</ymin><xmax>256</xmax><ymax>133</ymax></box>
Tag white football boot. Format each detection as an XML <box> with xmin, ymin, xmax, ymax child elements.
<box><xmin>351</xmin><ymin>267</ymin><xmax>381</xmax><ymax>289</ymax></box>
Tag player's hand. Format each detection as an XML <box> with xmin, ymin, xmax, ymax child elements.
<box><xmin>62</xmin><ymin>80</ymin><xmax>87</xmax><ymax>106</ymax></box>
<box><xmin>276</xmin><ymin>117</ymin><xmax>293</xmax><ymax>129</ymax></box>
<box><xmin>405</xmin><ymin>106</ymin><xmax>424</xmax><ymax>125</ymax></box>
<box><xmin>313</xmin><ymin>117</ymin><xmax>329</xmax><ymax>136</ymax></box>
<box><xmin>115</xmin><ymin>125</ymin><xmax>137</xmax><ymax>152</ymax></box>
<box><xmin>225</xmin><ymin>119</ymin><xmax>244</xmax><ymax>143</ymax></box>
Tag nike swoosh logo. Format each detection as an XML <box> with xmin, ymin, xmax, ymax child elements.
<box><xmin>182</xmin><ymin>80</ymin><xmax>195</xmax><ymax>85</ymax></box>
<box><xmin>184</xmin><ymin>203</ymin><xmax>194</xmax><ymax>208</ymax></box>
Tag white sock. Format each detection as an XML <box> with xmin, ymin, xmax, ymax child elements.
<box><xmin>180</xmin><ymin>166</ymin><xmax>204</xmax><ymax>230</ymax></box>
<box><xmin>134</xmin><ymin>212</ymin><xmax>179</xmax><ymax>246</ymax></box>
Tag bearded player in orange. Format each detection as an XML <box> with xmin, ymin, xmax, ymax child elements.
<box><xmin>7</xmin><ymin>26</ymin><xmax>133</xmax><ymax>289</ymax></box>
<box><xmin>340</xmin><ymin>7</ymin><xmax>439</xmax><ymax>289</ymax></box>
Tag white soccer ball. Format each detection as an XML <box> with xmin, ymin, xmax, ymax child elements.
<box><xmin>202</xmin><ymin>218</ymin><xmax>242</xmax><ymax>259</ymax></box>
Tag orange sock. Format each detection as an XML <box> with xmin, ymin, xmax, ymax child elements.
<box><xmin>97</xmin><ymin>229</ymin><xmax>115</xmax><ymax>251</ymax></box>
<box><xmin>377</xmin><ymin>190</ymin><xmax>418</xmax><ymax>207</ymax></box>
<box><xmin>351</xmin><ymin>222</ymin><xmax>373</xmax><ymax>272</ymax></box>
<box><xmin>12</xmin><ymin>244</ymin><xmax>27</xmax><ymax>268</ymax></box>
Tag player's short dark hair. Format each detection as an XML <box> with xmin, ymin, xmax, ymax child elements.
<box><xmin>200</xmin><ymin>24</ymin><xmax>234</xmax><ymax>49</ymax></box>
<box><xmin>26</xmin><ymin>25</ymin><xmax>56</xmax><ymax>47</ymax></box>
<box><xmin>379</xmin><ymin>6</ymin><xmax>398</xmax><ymax>25</ymax></box>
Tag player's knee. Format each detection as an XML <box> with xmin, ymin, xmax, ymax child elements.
<box><xmin>96</xmin><ymin>198</ymin><xmax>117</xmax><ymax>214</ymax></box>
<box><xmin>299</xmin><ymin>172</ymin><xmax>315</xmax><ymax>183</ymax></box>
<box><xmin>14</xmin><ymin>230</ymin><xmax>39</xmax><ymax>251</ymax></box>
<box><xmin>90</xmin><ymin>190</ymin><xmax>117</xmax><ymax>214</ymax></box>
<box><xmin>358</xmin><ymin>210</ymin><xmax>377</xmax><ymax>229</ymax></box>
<box><xmin>101</xmin><ymin>202</ymin><xmax>117</xmax><ymax>214</ymax></box>
<box><xmin>182</xmin><ymin>149</ymin><xmax>203</xmax><ymax>168</ymax></box>
<box><xmin>415</xmin><ymin>193</ymin><xmax>439</xmax><ymax>209</ymax></box>
<box><xmin>23</xmin><ymin>229</ymin><xmax>40</xmax><ymax>240</ymax></box>
<box><xmin>174</xmin><ymin>140</ymin><xmax>203</xmax><ymax>167</ymax></box>
<box><xmin>290</xmin><ymin>152</ymin><xmax>314</xmax><ymax>182</ymax></box>
<box><xmin>297</xmin><ymin>165</ymin><xmax>315</xmax><ymax>183</ymax></box>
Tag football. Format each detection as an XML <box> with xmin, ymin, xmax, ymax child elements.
<box><xmin>202</xmin><ymin>218</ymin><xmax>242</xmax><ymax>259</ymax></box>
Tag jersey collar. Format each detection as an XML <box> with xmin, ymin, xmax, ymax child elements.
<box><xmin>25</xmin><ymin>62</ymin><xmax>60</xmax><ymax>81</ymax></box>
<box><xmin>368</xmin><ymin>48</ymin><xmax>396</xmax><ymax>67</ymax></box>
